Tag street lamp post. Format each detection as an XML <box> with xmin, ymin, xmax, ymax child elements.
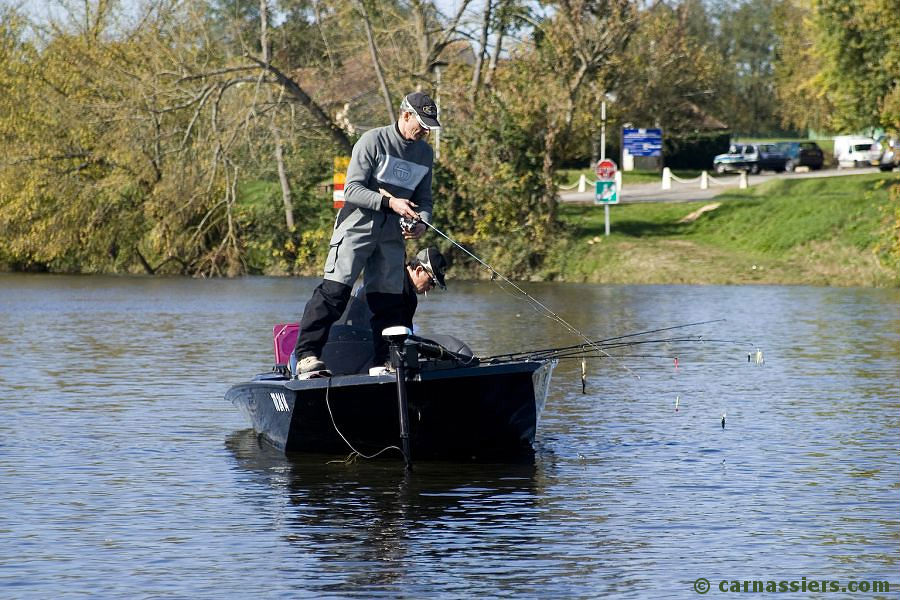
<box><xmin>431</xmin><ymin>61</ymin><xmax>448</xmax><ymax>161</ymax></box>
<box><xmin>602</xmin><ymin>98</ymin><xmax>609</xmax><ymax>235</ymax></box>
<box><xmin>601</xmin><ymin>99</ymin><xmax>606</xmax><ymax>162</ymax></box>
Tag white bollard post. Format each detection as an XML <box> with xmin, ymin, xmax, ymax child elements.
<box><xmin>578</xmin><ymin>173</ymin><xmax>586</xmax><ymax>193</ymax></box>
<box><xmin>662</xmin><ymin>167</ymin><xmax>672</xmax><ymax>190</ymax></box>
<box><xmin>701</xmin><ymin>170</ymin><xmax>709</xmax><ymax>190</ymax></box>
<box><xmin>739</xmin><ymin>171</ymin><xmax>748</xmax><ymax>189</ymax></box>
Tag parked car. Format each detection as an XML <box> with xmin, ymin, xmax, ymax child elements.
<box><xmin>713</xmin><ymin>143</ymin><xmax>787</xmax><ymax>174</ymax></box>
<box><xmin>876</xmin><ymin>135</ymin><xmax>899</xmax><ymax>172</ymax></box>
<box><xmin>777</xmin><ymin>141</ymin><xmax>824</xmax><ymax>171</ymax></box>
<box><xmin>833</xmin><ymin>135</ymin><xmax>880</xmax><ymax>168</ymax></box>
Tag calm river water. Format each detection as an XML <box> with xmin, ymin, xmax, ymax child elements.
<box><xmin>1</xmin><ymin>274</ymin><xmax>898</xmax><ymax>598</ymax></box>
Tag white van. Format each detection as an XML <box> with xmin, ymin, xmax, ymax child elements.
<box><xmin>833</xmin><ymin>135</ymin><xmax>880</xmax><ymax>168</ymax></box>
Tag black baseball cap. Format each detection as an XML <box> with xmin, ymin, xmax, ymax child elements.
<box><xmin>401</xmin><ymin>92</ymin><xmax>441</xmax><ymax>130</ymax></box>
<box><xmin>416</xmin><ymin>247</ymin><xmax>447</xmax><ymax>289</ymax></box>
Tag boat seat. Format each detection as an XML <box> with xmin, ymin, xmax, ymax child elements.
<box><xmin>273</xmin><ymin>323</ymin><xmax>299</xmax><ymax>365</ymax></box>
<box><xmin>273</xmin><ymin>322</ymin><xmax>375</xmax><ymax>376</ymax></box>
<box><xmin>273</xmin><ymin>323</ymin><xmax>472</xmax><ymax>376</ymax></box>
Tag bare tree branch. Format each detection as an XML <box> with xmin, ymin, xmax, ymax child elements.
<box><xmin>357</xmin><ymin>0</ymin><xmax>395</xmax><ymax>121</ymax></box>
<box><xmin>245</xmin><ymin>54</ymin><xmax>353</xmax><ymax>154</ymax></box>
<box><xmin>470</xmin><ymin>0</ymin><xmax>491</xmax><ymax>99</ymax></box>
<box><xmin>260</xmin><ymin>0</ymin><xmax>294</xmax><ymax>230</ymax></box>
<box><xmin>411</xmin><ymin>0</ymin><xmax>474</xmax><ymax>81</ymax></box>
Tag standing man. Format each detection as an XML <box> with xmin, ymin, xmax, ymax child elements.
<box><xmin>293</xmin><ymin>92</ymin><xmax>441</xmax><ymax>375</ymax></box>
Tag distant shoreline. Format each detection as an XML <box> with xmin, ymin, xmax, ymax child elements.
<box><xmin>3</xmin><ymin>173</ymin><xmax>898</xmax><ymax>288</ymax></box>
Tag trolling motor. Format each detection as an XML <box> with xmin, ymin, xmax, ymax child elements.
<box><xmin>383</xmin><ymin>326</ymin><xmax>415</xmax><ymax>470</ymax></box>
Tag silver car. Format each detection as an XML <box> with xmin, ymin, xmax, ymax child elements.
<box><xmin>877</xmin><ymin>136</ymin><xmax>899</xmax><ymax>172</ymax></box>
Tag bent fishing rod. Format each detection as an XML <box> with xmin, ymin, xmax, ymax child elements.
<box><xmin>418</xmin><ymin>219</ymin><xmax>637</xmax><ymax>375</ymax></box>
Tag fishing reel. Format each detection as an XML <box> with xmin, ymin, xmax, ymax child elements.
<box><xmin>400</xmin><ymin>217</ymin><xmax>420</xmax><ymax>234</ymax></box>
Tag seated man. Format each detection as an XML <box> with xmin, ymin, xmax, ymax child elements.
<box><xmin>342</xmin><ymin>247</ymin><xmax>447</xmax><ymax>358</ymax></box>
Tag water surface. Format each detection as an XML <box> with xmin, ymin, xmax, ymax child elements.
<box><xmin>1</xmin><ymin>274</ymin><xmax>898</xmax><ymax>597</ymax></box>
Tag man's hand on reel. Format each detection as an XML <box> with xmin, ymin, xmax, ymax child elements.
<box><xmin>380</xmin><ymin>188</ymin><xmax>426</xmax><ymax>239</ymax></box>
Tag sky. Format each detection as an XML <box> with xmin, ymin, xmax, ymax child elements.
<box><xmin>12</xmin><ymin>0</ymin><xmax>491</xmax><ymax>26</ymax></box>
<box><xmin>11</xmin><ymin>0</ymin><xmax>502</xmax><ymax>57</ymax></box>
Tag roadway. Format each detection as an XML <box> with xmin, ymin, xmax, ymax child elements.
<box><xmin>559</xmin><ymin>167</ymin><xmax>884</xmax><ymax>205</ymax></box>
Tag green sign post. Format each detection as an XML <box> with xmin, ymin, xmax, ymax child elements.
<box><xmin>594</xmin><ymin>180</ymin><xmax>618</xmax><ymax>204</ymax></box>
<box><xmin>594</xmin><ymin>159</ymin><xmax>618</xmax><ymax>235</ymax></box>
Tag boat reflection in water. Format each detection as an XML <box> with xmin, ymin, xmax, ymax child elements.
<box><xmin>224</xmin><ymin>429</ymin><xmax>548</xmax><ymax>589</ymax></box>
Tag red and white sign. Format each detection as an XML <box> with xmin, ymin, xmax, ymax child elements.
<box><xmin>333</xmin><ymin>156</ymin><xmax>350</xmax><ymax>209</ymax></box>
<box><xmin>596</xmin><ymin>158</ymin><xmax>617</xmax><ymax>181</ymax></box>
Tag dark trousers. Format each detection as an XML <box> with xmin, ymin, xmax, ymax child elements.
<box><xmin>367</xmin><ymin>291</ymin><xmax>405</xmax><ymax>365</ymax></box>
<box><xmin>295</xmin><ymin>280</ymin><xmax>403</xmax><ymax>366</ymax></box>
<box><xmin>295</xmin><ymin>280</ymin><xmax>352</xmax><ymax>359</ymax></box>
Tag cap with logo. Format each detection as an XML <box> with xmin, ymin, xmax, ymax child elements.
<box><xmin>401</xmin><ymin>92</ymin><xmax>441</xmax><ymax>130</ymax></box>
<box><xmin>415</xmin><ymin>247</ymin><xmax>447</xmax><ymax>289</ymax></box>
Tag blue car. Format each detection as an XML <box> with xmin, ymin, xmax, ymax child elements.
<box><xmin>777</xmin><ymin>141</ymin><xmax>824</xmax><ymax>171</ymax></box>
<box><xmin>713</xmin><ymin>143</ymin><xmax>787</xmax><ymax>174</ymax></box>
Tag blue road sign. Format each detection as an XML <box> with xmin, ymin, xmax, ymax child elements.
<box><xmin>623</xmin><ymin>128</ymin><xmax>663</xmax><ymax>157</ymax></box>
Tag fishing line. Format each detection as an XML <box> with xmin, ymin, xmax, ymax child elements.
<box><xmin>323</xmin><ymin>376</ymin><xmax>407</xmax><ymax>464</ymax></box>
<box><xmin>589</xmin><ymin>319</ymin><xmax>728</xmax><ymax>345</ymax></box>
<box><xmin>421</xmin><ymin>220</ymin><xmax>637</xmax><ymax>377</ymax></box>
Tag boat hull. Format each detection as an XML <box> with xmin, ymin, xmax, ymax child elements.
<box><xmin>226</xmin><ymin>360</ymin><xmax>554</xmax><ymax>461</ymax></box>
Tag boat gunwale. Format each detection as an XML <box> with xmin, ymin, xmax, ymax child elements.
<box><xmin>228</xmin><ymin>359</ymin><xmax>551</xmax><ymax>392</ymax></box>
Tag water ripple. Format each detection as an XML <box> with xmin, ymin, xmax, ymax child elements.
<box><xmin>1</xmin><ymin>275</ymin><xmax>898</xmax><ymax>597</ymax></box>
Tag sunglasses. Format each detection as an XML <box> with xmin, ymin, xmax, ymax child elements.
<box><xmin>423</xmin><ymin>269</ymin><xmax>437</xmax><ymax>287</ymax></box>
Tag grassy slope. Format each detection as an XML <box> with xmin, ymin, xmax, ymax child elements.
<box><xmin>543</xmin><ymin>173</ymin><xmax>899</xmax><ymax>286</ymax></box>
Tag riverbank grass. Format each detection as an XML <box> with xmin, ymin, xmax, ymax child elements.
<box><xmin>546</xmin><ymin>173</ymin><xmax>899</xmax><ymax>286</ymax></box>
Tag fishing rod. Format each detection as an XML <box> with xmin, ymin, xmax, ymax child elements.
<box><xmin>520</xmin><ymin>337</ymin><xmax>704</xmax><ymax>361</ymax></box>
<box><xmin>484</xmin><ymin>319</ymin><xmax>728</xmax><ymax>361</ymax></box>
<box><xmin>514</xmin><ymin>337</ymin><xmax>746</xmax><ymax>360</ymax></box>
<box><xmin>538</xmin><ymin>345</ymin><xmax>746</xmax><ymax>363</ymax></box>
<box><xmin>523</xmin><ymin>337</ymin><xmax>733</xmax><ymax>361</ymax></box>
<box><xmin>420</xmin><ymin>219</ymin><xmax>634</xmax><ymax>374</ymax></box>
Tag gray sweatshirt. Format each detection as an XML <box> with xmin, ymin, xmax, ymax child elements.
<box><xmin>342</xmin><ymin>123</ymin><xmax>434</xmax><ymax>225</ymax></box>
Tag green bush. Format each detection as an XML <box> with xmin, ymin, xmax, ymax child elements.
<box><xmin>433</xmin><ymin>95</ymin><xmax>552</xmax><ymax>278</ymax></box>
<box><xmin>664</xmin><ymin>131</ymin><xmax>731</xmax><ymax>170</ymax></box>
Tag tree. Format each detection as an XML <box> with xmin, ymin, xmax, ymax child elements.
<box><xmin>772</xmin><ymin>0</ymin><xmax>832</xmax><ymax>133</ymax></box>
<box><xmin>813</xmin><ymin>0</ymin><xmax>900</xmax><ymax>132</ymax></box>
<box><xmin>617</xmin><ymin>1</ymin><xmax>727</xmax><ymax>134</ymax></box>
<box><xmin>529</xmin><ymin>0</ymin><xmax>636</xmax><ymax>224</ymax></box>
<box><xmin>710</xmin><ymin>0</ymin><xmax>784</xmax><ymax>136</ymax></box>
<box><xmin>0</xmin><ymin>0</ymin><xmax>352</xmax><ymax>276</ymax></box>
<box><xmin>0</xmin><ymin>5</ymin><xmax>162</xmax><ymax>273</ymax></box>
